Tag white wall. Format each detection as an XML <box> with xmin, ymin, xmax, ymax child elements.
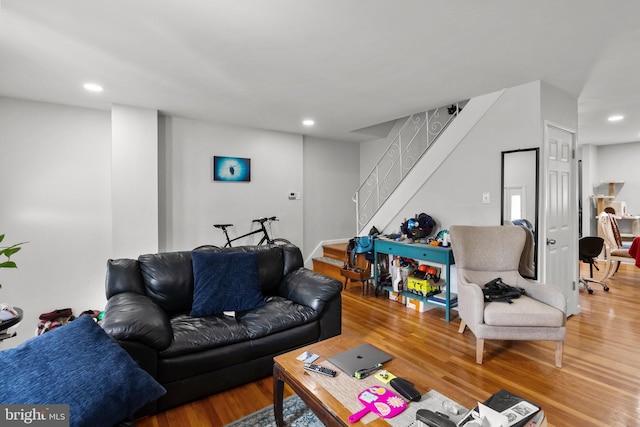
<box><xmin>158</xmin><ymin>116</ymin><xmax>304</xmax><ymax>251</ymax></box>
<box><xmin>579</xmin><ymin>144</ymin><xmax>599</xmax><ymax>237</ymax></box>
<box><xmin>594</xmin><ymin>141</ymin><xmax>640</xmax><ymax>215</ymax></box>
<box><xmin>0</xmin><ymin>97</ymin><xmax>112</xmax><ymax>346</ymax></box>
<box><xmin>111</xmin><ymin>105</ymin><xmax>159</xmax><ymax>258</ymax></box>
<box><xmin>303</xmin><ymin>136</ymin><xmax>360</xmax><ymax>257</ymax></box>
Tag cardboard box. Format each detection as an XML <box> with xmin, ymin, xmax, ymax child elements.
<box><xmin>406</xmin><ymin>297</ymin><xmax>430</xmax><ymax>312</ymax></box>
<box><xmin>388</xmin><ymin>292</ymin><xmax>406</xmax><ymax>304</ymax></box>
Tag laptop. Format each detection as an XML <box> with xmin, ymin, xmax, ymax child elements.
<box><xmin>327</xmin><ymin>343</ymin><xmax>393</xmax><ymax>377</ymax></box>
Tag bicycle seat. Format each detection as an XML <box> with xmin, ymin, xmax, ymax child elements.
<box><xmin>213</xmin><ymin>224</ymin><xmax>233</xmax><ymax>229</ymax></box>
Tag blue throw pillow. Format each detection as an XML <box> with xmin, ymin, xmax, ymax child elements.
<box><xmin>0</xmin><ymin>315</ymin><xmax>165</xmax><ymax>427</ymax></box>
<box><xmin>190</xmin><ymin>251</ymin><xmax>265</xmax><ymax>316</ymax></box>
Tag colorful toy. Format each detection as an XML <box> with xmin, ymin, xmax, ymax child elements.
<box><xmin>348</xmin><ymin>386</ymin><xmax>407</xmax><ymax>423</ymax></box>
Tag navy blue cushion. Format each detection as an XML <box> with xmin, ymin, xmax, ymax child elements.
<box><xmin>190</xmin><ymin>251</ymin><xmax>265</xmax><ymax>316</ymax></box>
<box><xmin>0</xmin><ymin>315</ymin><xmax>165</xmax><ymax>427</ymax></box>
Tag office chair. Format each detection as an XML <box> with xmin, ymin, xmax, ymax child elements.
<box><xmin>578</xmin><ymin>236</ymin><xmax>608</xmax><ymax>294</ymax></box>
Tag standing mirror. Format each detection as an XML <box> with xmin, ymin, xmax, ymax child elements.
<box><xmin>501</xmin><ymin>148</ymin><xmax>539</xmax><ymax>279</ymax></box>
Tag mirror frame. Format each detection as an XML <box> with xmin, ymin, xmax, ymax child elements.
<box><xmin>501</xmin><ymin>148</ymin><xmax>540</xmax><ymax>280</ymax></box>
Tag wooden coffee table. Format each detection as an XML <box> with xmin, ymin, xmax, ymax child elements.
<box><xmin>273</xmin><ymin>334</ymin><xmax>464</xmax><ymax>426</ymax></box>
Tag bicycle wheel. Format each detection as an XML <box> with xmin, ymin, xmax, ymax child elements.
<box><xmin>270</xmin><ymin>238</ymin><xmax>292</xmax><ymax>246</ymax></box>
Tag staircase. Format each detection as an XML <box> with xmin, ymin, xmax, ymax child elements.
<box><xmin>355</xmin><ymin>90</ymin><xmax>505</xmax><ymax>234</ymax></box>
<box><xmin>312</xmin><ymin>243</ymin><xmax>348</xmax><ymax>283</ymax></box>
<box><xmin>354</xmin><ymin>101</ymin><xmax>468</xmax><ymax>233</ymax></box>
<box><xmin>305</xmin><ymin>89</ymin><xmax>506</xmax><ymax>270</ymax></box>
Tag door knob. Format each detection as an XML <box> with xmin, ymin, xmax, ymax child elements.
<box><xmin>546</xmin><ymin>239</ymin><xmax>556</xmax><ymax>245</ymax></box>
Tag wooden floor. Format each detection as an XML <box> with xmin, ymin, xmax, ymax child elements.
<box><xmin>136</xmin><ymin>263</ymin><xmax>640</xmax><ymax>427</ymax></box>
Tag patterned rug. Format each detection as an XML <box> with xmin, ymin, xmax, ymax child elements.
<box><xmin>223</xmin><ymin>389</ymin><xmax>469</xmax><ymax>426</ymax></box>
<box><xmin>223</xmin><ymin>395</ymin><xmax>323</xmax><ymax>427</ymax></box>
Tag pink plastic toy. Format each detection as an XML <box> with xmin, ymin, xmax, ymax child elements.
<box><xmin>348</xmin><ymin>386</ymin><xmax>407</xmax><ymax>423</ymax></box>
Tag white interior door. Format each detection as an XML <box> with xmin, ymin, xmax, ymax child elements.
<box><xmin>542</xmin><ymin>123</ymin><xmax>578</xmax><ymax>315</ymax></box>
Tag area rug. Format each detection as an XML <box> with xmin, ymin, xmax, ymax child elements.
<box><xmin>223</xmin><ymin>394</ymin><xmax>323</xmax><ymax>427</ymax></box>
<box><xmin>224</xmin><ymin>389</ymin><xmax>469</xmax><ymax>427</ymax></box>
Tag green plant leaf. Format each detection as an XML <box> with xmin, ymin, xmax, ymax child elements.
<box><xmin>0</xmin><ymin>261</ymin><xmax>17</xmax><ymax>269</ymax></box>
<box><xmin>3</xmin><ymin>247</ymin><xmax>21</xmax><ymax>258</ymax></box>
<box><xmin>0</xmin><ymin>237</ymin><xmax>26</xmax><ymax>272</ymax></box>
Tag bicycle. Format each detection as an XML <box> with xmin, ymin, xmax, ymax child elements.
<box><xmin>213</xmin><ymin>216</ymin><xmax>291</xmax><ymax>248</ymax></box>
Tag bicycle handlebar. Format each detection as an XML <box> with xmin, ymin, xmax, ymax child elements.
<box><xmin>252</xmin><ymin>216</ymin><xmax>278</xmax><ymax>224</ymax></box>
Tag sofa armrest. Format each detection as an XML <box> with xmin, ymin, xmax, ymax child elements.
<box><xmin>277</xmin><ymin>268</ymin><xmax>342</xmax><ymax>313</ymax></box>
<box><xmin>102</xmin><ymin>292</ymin><xmax>173</xmax><ymax>351</ymax></box>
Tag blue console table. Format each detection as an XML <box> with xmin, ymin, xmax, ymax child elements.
<box><xmin>374</xmin><ymin>239</ymin><xmax>456</xmax><ymax>322</ymax></box>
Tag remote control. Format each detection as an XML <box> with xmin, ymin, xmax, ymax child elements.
<box><xmin>304</xmin><ymin>364</ymin><xmax>337</xmax><ymax>377</ymax></box>
<box><xmin>415</xmin><ymin>409</ymin><xmax>456</xmax><ymax>427</ymax></box>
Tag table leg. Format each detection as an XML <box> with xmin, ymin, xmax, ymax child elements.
<box><xmin>273</xmin><ymin>364</ymin><xmax>286</xmax><ymax>427</ymax></box>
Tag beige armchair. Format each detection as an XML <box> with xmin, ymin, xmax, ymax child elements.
<box><xmin>450</xmin><ymin>225</ymin><xmax>567</xmax><ymax>367</ymax></box>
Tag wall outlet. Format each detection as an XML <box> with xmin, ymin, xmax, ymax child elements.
<box><xmin>288</xmin><ymin>191</ymin><xmax>301</xmax><ymax>200</ymax></box>
<box><xmin>482</xmin><ymin>192</ymin><xmax>490</xmax><ymax>204</ymax></box>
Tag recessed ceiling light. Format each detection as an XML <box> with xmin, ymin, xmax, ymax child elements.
<box><xmin>302</xmin><ymin>119</ymin><xmax>315</xmax><ymax>126</ymax></box>
<box><xmin>83</xmin><ymin>83</ymin><xmax>104</xmax><ymax>92</ymax></box>
<box><xmin>608</xmin><ymin>115</ymin><xmax>624</xmax><ymax>122</ymax></box>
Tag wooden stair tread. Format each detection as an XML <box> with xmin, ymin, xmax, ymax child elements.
<box><xmin>322</xmin><ymin>243</ymin><xmax>349</xmax><ymax>261</ymax></box>
<box><xmin>314</xmin><ymin>256</ymin><xmax>344</xmax><ymax>267</ymax></box>
<box><xmin>324</xmin><ymin>243</ymin><xmax>348</xmax><ymax>250</ymax></box>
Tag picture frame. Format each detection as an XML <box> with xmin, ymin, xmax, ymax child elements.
<box><xmin>213</xmin><ymin>156</ymin><xmax>251</xmax><ymax>182</ymax></box>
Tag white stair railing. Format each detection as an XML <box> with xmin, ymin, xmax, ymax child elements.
<box><xmin>354</xmin><ymin>101</ymin><xmax>468</xmax><ymax>232</ymax></box>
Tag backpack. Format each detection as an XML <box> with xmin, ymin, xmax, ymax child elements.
<box><xmin>354</xmin><ymin>235</ymin><xmax>374</xmax><ymax>254</ymax></box>
<box><xmin>482</xmin><ymin>278</ymin><xmax>526</xmax><ymax>304</ymax></box>
<box><xmin>346</xmin><ymin>235</ymin><xmax>375</xmax><ymax>268</ymax></box>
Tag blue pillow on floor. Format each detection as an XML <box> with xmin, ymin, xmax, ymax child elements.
<box><xmin>191</xmin><ymin>251</ymin><xmax>265</xmax><ymax>316</ymax></box>
<box><xmin>0</xmin><ymin>315</ymin><xmax>165</xmax><ymax>427</ymax></box>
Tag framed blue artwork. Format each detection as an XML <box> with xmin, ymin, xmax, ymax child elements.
<box><xmin>213</xmin><ymin>156</ymin><xmax>251</xmax><ymax>182</ymax></box>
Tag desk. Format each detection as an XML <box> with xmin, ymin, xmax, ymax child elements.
<box><xmin>374</xmin><ymin>239</ymin><xmax>456</xmax><ymax>322</ymax></box>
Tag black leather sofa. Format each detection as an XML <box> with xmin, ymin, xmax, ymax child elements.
<box><xmin>101</xmin><ymin>244</ymin><xmax>342</xmax><ymax>415</ymax></box>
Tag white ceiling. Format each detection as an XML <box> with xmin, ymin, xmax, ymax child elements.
<box><xmin>1</xmin><ymin>0</ymin><xmax>639</xmax><ymax>144</ymax></box>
